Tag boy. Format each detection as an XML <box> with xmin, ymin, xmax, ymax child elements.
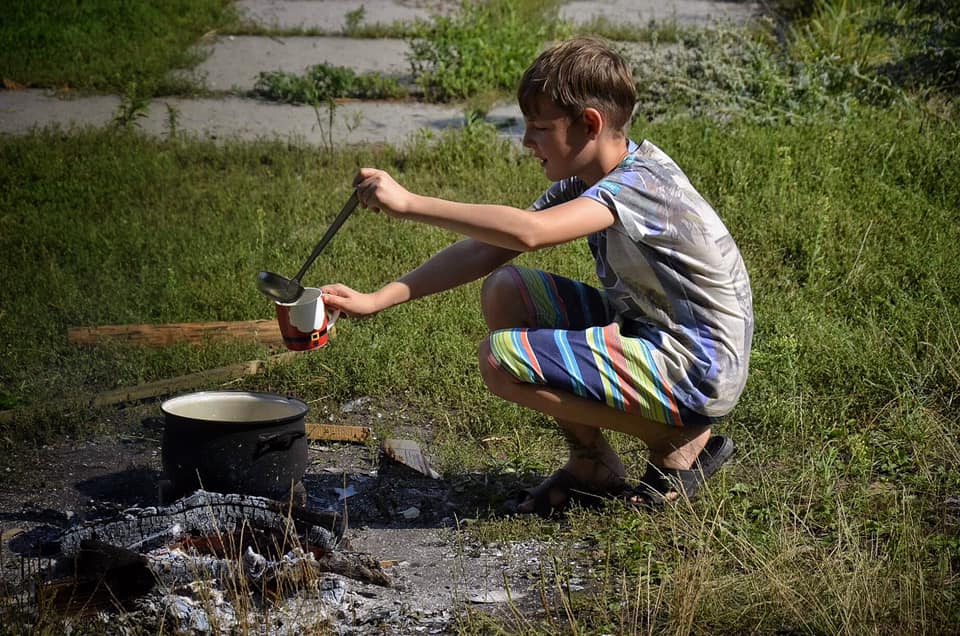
<box><xmin>321</xmin><ymin>37</ymin><xmax>753</xmax><ymax>516</ymax></box>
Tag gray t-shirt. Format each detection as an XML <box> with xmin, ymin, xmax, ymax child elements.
<box><xmin>532</xmin><ymin>139</ymin><xmax>753</xmax><ymax>417</ymax></box>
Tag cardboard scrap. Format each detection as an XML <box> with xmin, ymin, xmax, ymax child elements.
<box><xmin>380</xmin><ymin>439</ymin><xmax>441</xmax><ymax>479</ymax></box>
<box><xmin>305</xmin><ymin>423</ymin><xmax>372</xmax><ymax>443</ymax></box>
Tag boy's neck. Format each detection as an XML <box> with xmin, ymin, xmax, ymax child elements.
<box><xmin>577</xmin><ymin>134</ymin><xmax>630</xmax><ymax>186</ymax></box>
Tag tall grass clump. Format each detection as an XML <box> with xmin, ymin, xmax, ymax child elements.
<box><xmin>871</xmin><ymin>0</ymin><xmax>960</xmax><ymax>94</ymax></box>
<box><xmin>631</xmin><ymin>20</ymin><xmax>896</xmax><ymax>124</ymax></box>
<box><xmin>252</xmin><ymin>64</ymin><xmax>408</xmax><ymax>104</ymax></box>
<box><xmin>406</xmin><ymin>0</ymin><xmax>568</xmax><ymax>102</ymax></box>
<box><xmin>632</xmin><ymin>0</ymin><xmax>959</xmax><ymax>124</ymax></box>
<box><xmin>0</xmin><ymin>0</ymin><xmax>239</xmax><ymax>96</ymax></box>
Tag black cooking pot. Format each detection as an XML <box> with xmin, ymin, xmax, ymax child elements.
<box><xmin>159</xmin><ymin>391</ymin><xmax>308</xmax><ymax>500</ymax></box>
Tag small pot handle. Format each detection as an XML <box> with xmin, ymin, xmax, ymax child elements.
<box><xmin>255</xmin><ymin>430</ymin><xmax>306</xmax><ymax>458</ymax></box>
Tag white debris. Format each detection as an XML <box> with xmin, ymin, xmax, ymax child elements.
<box><xmin>341</xmin><ymin>396</ymin><xmax>374</xmax><ymax>412</ymax></box>
<box><xmin>335</xmin><ymin>484</ymin><xmax>357</xmax><ymax>500</ymax></box>
<box><xmin>466</xmin><ymin>589</ymin><xmax>523</xmax><ymax>604</ymax></box>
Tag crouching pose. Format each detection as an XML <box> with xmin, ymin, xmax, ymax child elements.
<box><xmin>322</xmin><ymin>37</ymin><xmax>753</xmax><ymax>516</ymax></box>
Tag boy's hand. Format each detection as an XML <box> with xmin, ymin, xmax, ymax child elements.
<box><xmin>320</xmin><ymin>283</ymin><xmax>385</xmax><ymax>318</ymax></box>
<box><xmin>353</xmin><ymin>168</ymin><xmax>415</xmax><ymax>216</ymax></box>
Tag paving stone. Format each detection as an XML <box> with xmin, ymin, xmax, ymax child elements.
<box><xmin>0</xmin><ymin>90</ymin><xmax>522</xmax><ymax>148</ymax></box>
<box><xmin>0</xmin><ymin>90</ymin><xmax>121</xmax><ymax>133</ymax></box>
<box><xmin>560</xmin><ymin>0</ymin><xmax>758</xmax><ymax>27</ymax></box>
<box><xmin>236</xmin><ymin>0</ymin><xmax>457</xmax><ymax>31</ymax></box>
<box><xmin>191</xmin><ymin>36</ymin><xmax>412</xmax><ymax>92</ymax></box>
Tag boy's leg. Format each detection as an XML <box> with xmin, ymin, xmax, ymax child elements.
<box><xmin>477</xmin><ymin>342</ymin><xmax>711</xmax><ymax>470</ymax></box>
<box><xmin>480</xmin><ymin>266</ymin><xmax>713</xmax><ymax>510</ymax></box>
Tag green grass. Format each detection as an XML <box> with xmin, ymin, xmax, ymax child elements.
<box><xmin>0</xmin><ymin>0</ymin><xmax>239</xmax><ymax>96</ymax></box>
<box><xmin>251</xmin><ymin>64</ymin><xmax>409</xmax><ymax>104</ymax></box>
<box><xmin>406</xmin><ymin>0</ymin><xmax>569</xmax><ymax>102</ymax></box>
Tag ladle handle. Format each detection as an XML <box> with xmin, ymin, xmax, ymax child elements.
<box><xmin>292</xmin><ymin>190</ymin><xmax>360</xmax><ymax>282</ymax></box>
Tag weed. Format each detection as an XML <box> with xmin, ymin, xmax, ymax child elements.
<box><xmin>164</xmin><ymin>102</ymin><xmax>181</xmax><ymax>140</ymax></box>
<box><xmin>311</xmin><ymin>97</ymin><xmax>338</xmax><ymax>154</ymax></box>
<box><xmin>252</xmin><ymin>64</ymin><xmax>407</xmax><ymax>104</ymax></box>
<box><xmin>111</xmin><ymin>84</ymin><xmax>151</xmax><ymax>129</ymax></box>
<box><xmin>872</xmin><ymin>0</ymin><xmax>960</xmax><ymax>94</ymax></box>
<box><xmin>574</xmin><ymin>13</ymin><xmax>685</xmax><ymax>43</ymax></box>
<box><xmin>406</xmin><ymin>0</ymin><xmax>568</xmax><ymax>102</ymax></box>
<box><xmin>343</xmin><ymin>5</ymin><xmax>366</xmax><ymax>35</ymax></box>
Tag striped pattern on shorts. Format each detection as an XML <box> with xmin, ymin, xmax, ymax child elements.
<box><xmin>487</xmin><ymin>265</ymin><xmax>709</xmax><ymax>428</ymax></box>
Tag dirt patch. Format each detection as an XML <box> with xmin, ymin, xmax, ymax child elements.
<box><xmin>0</xmin><ymin>398</ymin><xmax>584</xmax><ymax>634</ymax></box>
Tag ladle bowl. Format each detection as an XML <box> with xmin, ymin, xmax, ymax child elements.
<box><xmin>257</xmin><ymin>271</ymin><xmax>304</xmax><ymax>304</ymax></box>
<box><xmin>257</xmin><ymin>191</ymin><xmax>359</xmax><ymax>303</ymax></box>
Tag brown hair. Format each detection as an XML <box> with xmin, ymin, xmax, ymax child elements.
<box><xmin>518</xmin><ymin>37</ymin><xmax>637</xmax><ymax>133</ymax></box>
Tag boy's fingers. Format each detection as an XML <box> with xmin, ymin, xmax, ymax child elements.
<box><xmin>320</xmin><ymin>284</ymin><xmax>352</xmax><ymax>300</ymax></box>
<box><xmin>353</xmin><ymin>167</ymin><xmax>380</xmax><ymax>186</ymax></box>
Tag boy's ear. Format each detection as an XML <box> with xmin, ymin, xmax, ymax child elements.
<box><xmin>581</xmin><ymin>107</ymin><xmax>604</xmax><ymax>139</ymax></box>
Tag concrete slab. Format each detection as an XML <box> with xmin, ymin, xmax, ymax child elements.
<box><xmin>561</xmin><ymin>0</ymin><xmax>758</xmax><ymax>27</ymax></box>
<box><xmin>186</xmin><ymin>33</ymin><xmax>667</xmax><ymax>94</ymax></box>
<box><xmin>0</xmin><ymin>90</ymin><xmax>121</xmax><ymax>133</ymax></box>
<box><xmin>236</xmin><ymin>0</ymin><xmax>457</xmax><ymax>30</ymax></box>
<box><xmin>237</xmin><ymin>0</ymin><xmax>756</xmax><ymax>30</ymax></box>
<box><xmin>0</xmin><ymin>89</ymin><xmax>523</xmax><ymax>148</ymax></box>
<box><xmin>192</xmin><ymin>36</ymin><xmax>412</xmax><ymax>92</ymax></box>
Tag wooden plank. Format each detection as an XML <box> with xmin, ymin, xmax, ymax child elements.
<box><xmin>67</xmin><ymin>320</ymin><xmax>284</xmax><ymax>347</ymax></box>
<box><xmin>0</xmin><ymin>351</ymin><xmax>304</xmax><ymax>425</ymax></box>
<box><xmin>305</xmin><ymin>423</ymin><xmax>372</xmax><ymax>443</ymax></box>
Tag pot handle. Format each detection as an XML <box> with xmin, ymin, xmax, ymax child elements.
<box><xmin>255</xmin><ymin>430</ymin><xmax>306</xmax><ymax>458</ymax></box>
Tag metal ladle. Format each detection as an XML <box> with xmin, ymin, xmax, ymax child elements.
<box><xmin>257</xmin><ymin>191</ymin><xmax>359</xmax><ymax>303</ymax></box>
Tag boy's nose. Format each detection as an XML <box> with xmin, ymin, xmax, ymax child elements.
<box><xmin>521</xmin><ymin>129</ymin><xmax>534</xmax><ymax>149</ymax></box>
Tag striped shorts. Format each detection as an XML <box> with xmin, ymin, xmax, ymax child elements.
<box><xmin>486</xmin><ymin>266</ymin><xmax>715</xmax><ymax>428</ymax></box>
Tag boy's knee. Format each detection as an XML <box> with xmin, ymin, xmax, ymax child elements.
<box><xmin>477</xmin><ymin>337</ymin><xmax>514</xmax><ymax>397</ymax></box>
<box><xmin>480</xmin><ymin>265</ymin><xmax>517</xmax><ymax>306</ymax></box>
<box><xmin>480</xmin><ymin>266</ymin><xmax>525</xmax><ymax>329</ymax></box>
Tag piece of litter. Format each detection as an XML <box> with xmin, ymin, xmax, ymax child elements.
<box><xmin>381</xmin><ymin>439</ymin><xmax>442</xmax><ymax>479</ymax></box>
<box><xmin>334</xmin><ymin>485</ymin><xmax>356</xmax><ymax>500</ymax></box>
<box><xmin>306</xmin><ymin>423</ymin><xmax>372</xmax><ymax>443</ymax></box>
<box><xmin>400</xmin><ymin>506</ymin><xmax>420</xmax><ymax>520</ymax></box>
<box><xmin>467</xmin><ymin>590</ymin><xmax>522</xmax><ymax>604</ymax></box>
<box><xmin>341</xmin><ymin>396</ymin><xmax>374</xmax><ymax>413</ymax></box>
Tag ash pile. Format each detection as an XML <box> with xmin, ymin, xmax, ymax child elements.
<box><xmin>8</xmin><ymin>490</ymin><xmax>398</xmax><ymax>634</ymax></box>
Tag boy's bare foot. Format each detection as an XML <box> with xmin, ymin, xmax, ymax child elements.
<box><xmin>514</xmin><ymin>436</ymin><xmax>628</xmax><ymax>515</ymax></box>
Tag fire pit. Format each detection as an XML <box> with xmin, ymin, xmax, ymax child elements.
<box><xmin>40</xmin><ymin>490</ymin><xmax>390</xmax><ymax>617</ymax></box>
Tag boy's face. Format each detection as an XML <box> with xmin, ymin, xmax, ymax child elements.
<box><xmin>521</xmin><ymin>98</ymin><xmax>590</xmax><ymax>182</ymax></box>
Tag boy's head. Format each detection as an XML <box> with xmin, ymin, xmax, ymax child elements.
<box><xmin>518</xmin><ymin>37</ymin><xmax>637</xmax><ymax>135</ymax></box>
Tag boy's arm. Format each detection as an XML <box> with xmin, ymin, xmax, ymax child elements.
<box><xmin>321</xmin><ymin>238</ymin><xmax>518</xmax><ymax>317</ymax></box>
<box><xmin>355</xmin><ymin>168</ymin><xmax>616</xmax><ymax>250</ymax></box>
<box><xmin>404</xmin><ymin>195</ymin><xmax>613</xmax><ymax>250</ymax></box>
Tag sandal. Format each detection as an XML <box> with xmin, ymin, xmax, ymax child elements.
<box><xmin>504</xmin><ymin>468</ymin><xmax>629</xmax><ymax>518</ymax></box>
<box><xmin>630</xmin><ymin>435</ymin><xmax>736</xmax><ymax>506</ymax></box>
